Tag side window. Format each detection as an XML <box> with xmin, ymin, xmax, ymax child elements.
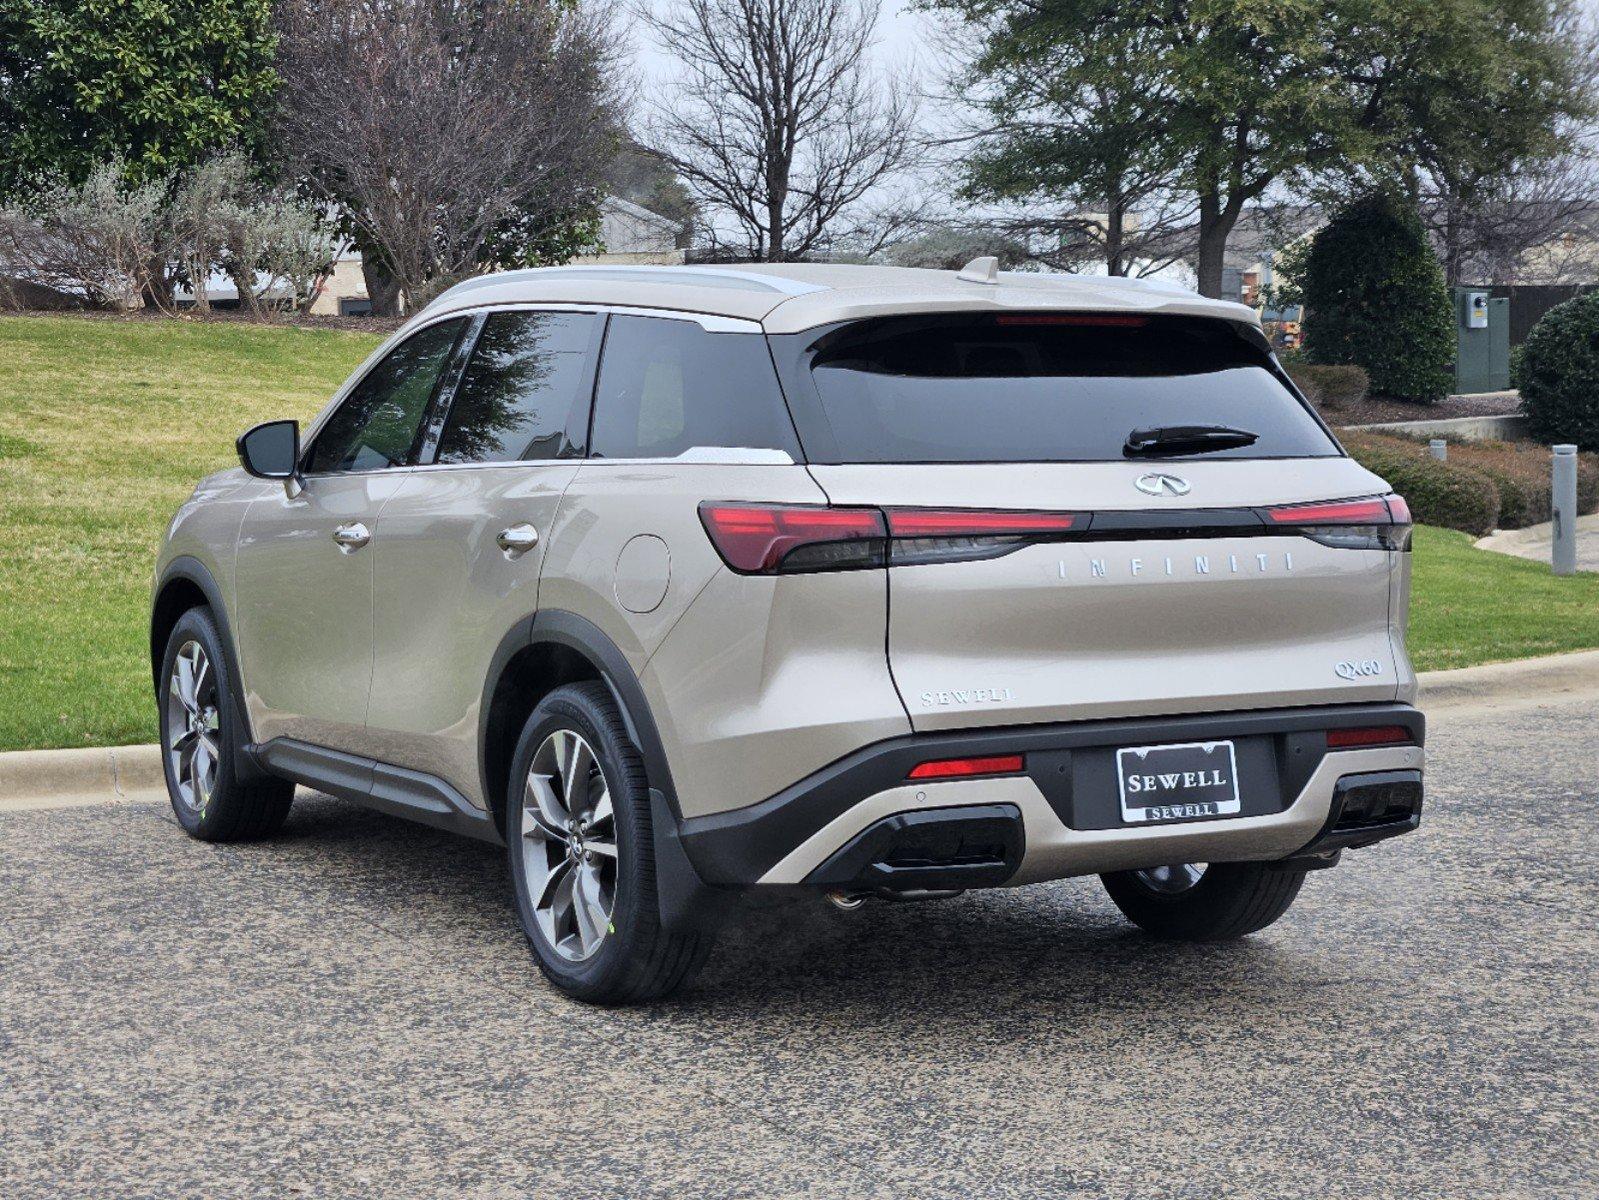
<box><xmin>435</xmin><ymin>311</ymin><xmax>597</xmax><ymax>464</ymax></box>
<box><xmin>305</xmin><ymin>318</ymin><xmax>466</xmax><ymax>474</ymax></box>
<box><xmin>589</xmin><ymin>315</ymin><xmax>799</xmax><ymax>459</ymax></box>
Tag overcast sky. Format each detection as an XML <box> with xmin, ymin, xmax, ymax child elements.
<box><xmin>625</xmin><ymin>1</ymin><xmax>936</xmax><ymax>94</ymax></box>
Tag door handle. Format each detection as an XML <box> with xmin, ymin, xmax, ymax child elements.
<box><xmin>497</xmin><ymin>523</ymin><xmax>540</xmax><ymax>556</ymax></box>
<box><xmin>332</xmin><ymin>522</ymin><xmax>371</xmax><ymax>552</ymax></box>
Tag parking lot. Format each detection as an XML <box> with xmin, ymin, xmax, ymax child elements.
<box><xmin>3</xmin><ymin>690</ymin><xmax>1596</xmax><ymax>1199</ymax></box>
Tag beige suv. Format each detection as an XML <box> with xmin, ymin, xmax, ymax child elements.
<box><xmin>151</xmin><ymin>262</ymin><xmax>1425</xmax><ymax>1003</ymax></box>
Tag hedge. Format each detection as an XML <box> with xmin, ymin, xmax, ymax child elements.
<box><xmin>1342</xmin><ymin>433</ymin><xmax>1599</xmax><ymax>534</ymax></box>
<box><xmin>1285</xmin><ymin>363</ymin><xmax>1369</xmax><ymax>410</ymax></box>
<box><xmin>1341</xmin><ymin>433</ymin><xmax>1500</xmax><ymax>535</ymax></box>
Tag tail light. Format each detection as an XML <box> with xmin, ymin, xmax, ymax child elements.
<box><xmin>907</xmin><ymin>754</ymin><xmax>1026</xmax><ymax>780</ymax></box>
<box><xmin>698</xmin><ymin>503</ymin><xmax>885</xmax><ymax>574</ymax></box>
<box><xmin>1265</xmin><ymin>495</ymin><xmax>1411</xmax><ymax>551</ymax></box>
<box><xmin>886</xmin><ymin>508</ymin><xmax>1081</xmax><ymax>566</ymax></box>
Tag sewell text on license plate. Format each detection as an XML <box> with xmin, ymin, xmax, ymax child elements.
<box><xmin>1116</xmin><ymin>740</ymin><xmax>1241</xmax><ymax>824</ymax></box>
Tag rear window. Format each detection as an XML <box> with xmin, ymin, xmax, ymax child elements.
<box><xmin>795</xmin><ymin>314</ymin><xmax>1338</xmax><ymax>463</ymax></box>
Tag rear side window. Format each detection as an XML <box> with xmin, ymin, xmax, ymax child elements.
<box><xmin>436</xmin><ymin>311</ymin><xmax>597</xmax><ymax>464</ymax></box>
<box><xmin>794</xmin><ymin>314</ymin><xmax>1337</xmax><ymax>463</ymax></box>
<box><xmin>589</xmin><ymin>315</ymin><xmax>799</xmax><ymax>459</ymax></box>
<box><xmin>307</xmin><ymin>318</ymin><xmax>465</xmax><ymax>473</ymax></box>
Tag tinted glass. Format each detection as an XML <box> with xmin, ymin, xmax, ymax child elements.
<box><xmin>802</xmin><ymin>314</ymin><xmax>1337</xmax><ymax>463</ymax></box>
<box><xmin>590</xmin><ymin>316</ymin><xmax>798</xmax><ymax>459</ymax></box>
<box><xmin>306</xmin><ymin>318</ymin><xmax>465</xmax><ymax>473</ymax></box>
<box><xmin>435</xmin><ymin>311</ymin><xmax>596</xmax><ymax>464</ymax></box>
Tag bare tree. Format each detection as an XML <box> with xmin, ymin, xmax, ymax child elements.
<box><xmin>275</xmin><ymin>0</ymin><xmax>621</xmax><ymax>314</ymax></box>
<box><xmin>639</xmin><ymin>0</ymin><xmax>919</xmax><ymax>261</ymax></box>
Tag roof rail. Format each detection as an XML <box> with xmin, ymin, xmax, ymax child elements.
<box><xmin>423</xmin><ymin>263</ymin><xmax>829</xmax><ymax>312</ymax></box>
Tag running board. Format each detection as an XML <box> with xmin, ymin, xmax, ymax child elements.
<box><xmin>250</xmin><ymin>738</ymin><xmax>501</xmax><ymax>844</ymax></box>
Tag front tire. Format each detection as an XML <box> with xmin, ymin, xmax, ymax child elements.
<box><xmin>1100</xmin><ymin>860</ymin><xmax>1308</xmax><ymax>940</ymax></box>
<box><xmin>158</xmin><ymin>607</ymin><xmax>294</xmax><ymax>841</ymax></box>
<box><xmin>506</xmin><ymin>682</ymin><xmax>712</xmax><ymax>1004</ymax></box>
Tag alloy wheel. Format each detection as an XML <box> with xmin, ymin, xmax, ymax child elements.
<box><xmin>165</xmin><ymin>640</ymin><xmax>221</xmax><ymax>814</ymax></box>
<box><xmin>1135</xmin><ymin>862</ymin><xmax>1207</xmax><ymax>894</ymax></box>
<box><xmin>521</xmin><ymin>729</ymin><xmax>618</xmax><ymax>962</ymax></box>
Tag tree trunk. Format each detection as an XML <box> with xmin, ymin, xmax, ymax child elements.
<box><xmin>1105</xmin><ymin>198</ymin><xmax>1126</xmax><ymax>276</ymax></box>
<box><xmin>141</xmin><ymin>254</ymin><xmax>176</xmax><ymax>313</ymax></box>
<box><xmin>361</xmin><ymin>252</ymin><xmax>404</xmax><ymax>316</ymax></box>
<box><xmin>1194</xmin><ymin>193</ymin><xmax>1242</xmax><ymax>299</ymax></box>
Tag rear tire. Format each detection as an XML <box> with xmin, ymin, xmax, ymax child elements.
<box><xmin>158</xmin><ymin>607</ymin><xmax>294</xmax><ymax>841</ymax></box>
<box><xmin>506</xmin><ymin>682</ymin><xmax>713</xmax><ymax>1004</ymax></box>
<box><xmin>1100</xmin><ymin>860</ymin><xmax>1307</xmax><ymax>940</ymax></box>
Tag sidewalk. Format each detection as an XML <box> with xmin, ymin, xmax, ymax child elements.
<box><xmin>1476</xmin><ymin>512</ymin><xmax>1599</xmax><ymax>572</ymax></box>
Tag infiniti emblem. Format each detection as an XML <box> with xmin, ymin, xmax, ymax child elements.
<box><xmin>1135</xmin><ymin>472</ymin><xmax>1191</xmax><ymax>497</ymax></box>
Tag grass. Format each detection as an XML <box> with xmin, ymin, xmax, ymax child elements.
<box><xmin>0</xmin><ymin>315</ymin><xmax>383</xmax><ymax>751</ymax></box>
<box><xmin>1406</xmin><ymin>524</ymin><xmax>1599</xmax><ymax>671</ymax></box>
<box><xmin>1</xmin><ymin>314</ymin><xmax>1597</xmax><ymax>751</ymax></box>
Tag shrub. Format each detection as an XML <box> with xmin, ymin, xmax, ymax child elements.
<box><xmin>1342</xmin><ymin>433</ymin><xmax>1501</xmax><ymax>535</ymax></box>
<box><xmin>1444</xmin><ymin>439</ymin><xmax>1599</xmax><ymax>527</ymax></box>
<box><xmin>1286</xmin><ymin>363</ymin><xmax>1368</xmax><ymax>410</ymax></box>
<box><xmin>1518</xmin><ymin>291</ymin><xmax>1599</xmax><ymax>450</ymax></box>
<box><xmin>0</xmin><ymin>157</ymin><xmax>167</xmax><ymax>309</ymax></box>
<box><xmin>1300</xmin><ymin>193</ymin><xmax>1455</xmax><ymax>404</ymax></box>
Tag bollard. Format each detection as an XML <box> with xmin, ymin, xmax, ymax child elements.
<box><xmin>1552</xmin><ymin>444</ymin><xmax>1578</xmax><ymax>576</ymax></box>
<box><xmin>1429</xmin><ymin>438</ymin><xmax>1447</xmax><ymax>462</ymax></box>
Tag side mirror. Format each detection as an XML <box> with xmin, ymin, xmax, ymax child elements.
<box><xmin>236</xmin><ymin>420</ymin><xmax>300</xmax><ymax>480</ymax></box>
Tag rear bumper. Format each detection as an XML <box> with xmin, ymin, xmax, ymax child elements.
<box><xmin>678</xmin><ymin>703</ymin><xmax>1424</xmax><ymax>889</ymax></box>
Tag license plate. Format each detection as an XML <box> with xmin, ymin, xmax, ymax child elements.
<box><xmin>1116</xmin><ymin>741</ymin><xmax>1240</xmax><ymax>824</ymax></box>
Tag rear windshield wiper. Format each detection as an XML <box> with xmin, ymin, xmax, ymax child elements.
<box><xmin>1124</xmin><ymin>424</ymin><xmax>1260</xmax><ymax>457</ymax></box>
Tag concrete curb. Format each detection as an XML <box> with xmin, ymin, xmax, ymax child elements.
<box><xmin>0</xmin><ymin>744</ymin><xmax>165</xmax><ymax>810</ymax></box>
<box><xmin>3</xmin><ymin>650</ymin><xmax>1598</xmax><ymax>809</ymax></box>
<box><xmin>1415</xmin><ymin>647</ymin><xmax>1599</xmax><ymax>709</ymax></box>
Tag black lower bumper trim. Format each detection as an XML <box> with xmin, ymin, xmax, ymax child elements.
<box><xmin>1291</xmin><ymin>769</ymin><xmax>1424</xmax><ymax>859</ymax></box>
<box><xmin>804</xmin><ymin>804</ymin><xmax>1025</xmax><ymax>892</ymax></box>
<box><xmin>678</xmin><ymin>702</ymin><xmax>1424</xmax><ymax>886</ymax></box>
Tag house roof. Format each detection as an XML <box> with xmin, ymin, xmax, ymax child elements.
<box><xmin>414</xmin><ymin>262</ymin><xmax>1257</xmax><ymax>335</ymax></box>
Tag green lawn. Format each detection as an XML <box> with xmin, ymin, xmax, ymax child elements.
<box><xmin>0</xmin><ymin>315</ymin><xmax>382</xmax><ymax>751</ymax></box>
<box><xmin>1406</xmin><ymin>524</ymin><xmax>1599</xmax><ymax>670</ymax></box>
<box><xmin>1</xmin><ymin>314</ymin><xmax>1597</xmax><ymax>751</ymax></box>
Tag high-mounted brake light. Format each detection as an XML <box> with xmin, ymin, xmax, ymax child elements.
<box><xmin>698</xmin><ymin>503</ymin><xmax>885</xmax><ymax>574</ymax></box>
<box><xmin>907</xmin><ymin>754</ymin><xmax>1026</xmax><ymax>780</ymax></box>
<box><xmin>886</xmin><ymin>509</ymin><xmax>1078</xmax><ymax>537</ymax></box>
<box><xmin>1327</xmin><ymin>726</ymin><xmax>1412</xmax><ymax>748</ymax></box>
<box><xmin>994</xmin><ymin>313</ymin><xmax>1149</xmax><ymax>327</ymax></box>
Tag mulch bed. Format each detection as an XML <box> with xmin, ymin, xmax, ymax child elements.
<box><xmin>1322</xmin><ymin>391</ymin><xmax>1521</xmax><ymax>427</ymax></box>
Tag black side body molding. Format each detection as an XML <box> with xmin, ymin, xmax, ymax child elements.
<box><xmin>252</xmin><ymin>738</ymin><xmax>501</xmax><ymax>843</ymax></box>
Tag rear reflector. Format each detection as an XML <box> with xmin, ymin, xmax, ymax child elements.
<box><xmin>1326</xmin><ymin>726</ymin><xmax>1412</xmax><ymax>748</ymax></box>
<box><xmin>698</xmin><ymin>503</ymin><xmax>885</xmax><ymax>574</ymax></box>
<box><xmin>907</xmin><ymin>754</ymin><xmax>1026</xmax><ymax>780</ymax></box>
<box><xmin>886</xmin><ymin>509</ymin><xmax>1078</xmax><ymax>537</ymax></box>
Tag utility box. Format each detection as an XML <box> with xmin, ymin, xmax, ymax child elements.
<box><xmin>1454</xmin><ymin>287</ymin><xmax>1509</xmax><ymax>393</ymax></box>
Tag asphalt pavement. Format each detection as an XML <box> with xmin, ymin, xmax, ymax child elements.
<box><xmin>2</xmin><ymin>691</ymin><xmax>1595</xmax><ymax>1199</ymax></box>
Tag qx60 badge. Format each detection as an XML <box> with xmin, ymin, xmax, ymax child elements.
<box><xmin>1135</xmin><ymin>472</ymin><xmax>1191</xmax><ymax>497</ymax></box>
